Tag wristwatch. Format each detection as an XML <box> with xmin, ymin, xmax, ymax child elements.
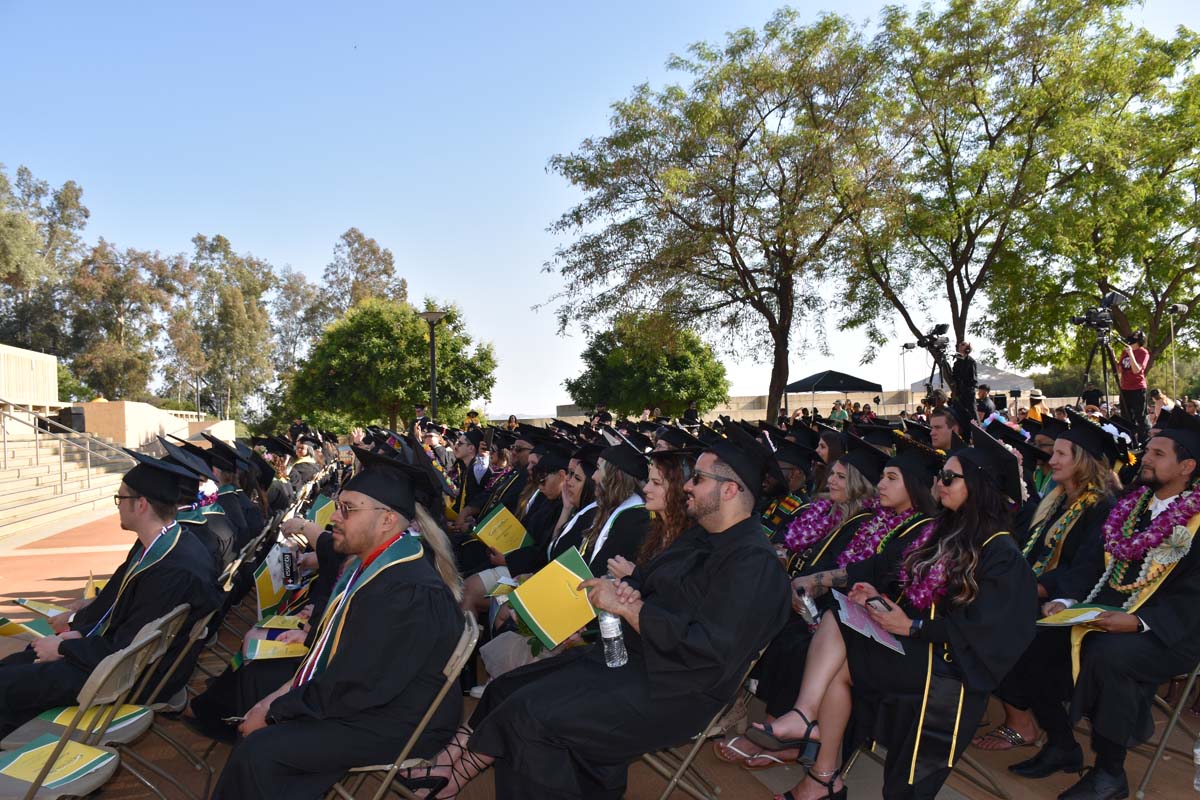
<box><xmin>909</xmin><ymin>619</ymin><xmax>924</xmax><ymax>639</ymax></box>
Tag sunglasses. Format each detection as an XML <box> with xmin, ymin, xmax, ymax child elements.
<box><xmin>689</xmin><ymin>469</ymin><xmax>745</xmax><ymax>492</ymax></box>
<box><xmin>937</xmin><ymin>469</ymin><xmax>965</xmax><ymax>487</ymax></box>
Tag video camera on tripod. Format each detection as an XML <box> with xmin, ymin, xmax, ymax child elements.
<box><xmin>905</xmin><ymin>323</ymin><xmax>954</xmax><ymax>397</ymax></box>
<box><xmin>1069</xmin><ymin>290</ymin><xmax>1132</xmax><ymax>341</ymax></box>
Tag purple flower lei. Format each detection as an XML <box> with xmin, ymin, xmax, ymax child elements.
<box><xmin>837</xmin><ymin>506</ymin><xmax>919</xmax><ymax>569</ymax></box>
<box><xmin>1102</xmin><ymin>486</ymin><xmax>1200</xmax><ymax>562</ymax></box>
<box><xmin>785</xmin><ymin>497</ymin><xmax>847</xmax><ymax>553</ymax></box>
<box><xmin>897</xmin><ymin>521</ymin><xmax>945</xmax><ymax>609</ymax></box>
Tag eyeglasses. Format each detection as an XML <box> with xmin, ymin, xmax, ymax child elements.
<box><xmin>690</xmin><ymin>469</ymin><xmax>745</xmax><ymax>492</ymax></box>
<box><xmin>333</xmin><ymin>502</ymin><xmax>392</xmax><ymax>515</ymax></box>
<box><xmin>113</xmin><ymin>494</ymin><xmax>141</xmax><ymax>506</ymax></box>
<box><xmin>510</xmin><ymin>445</ymin><xmax>533</xmax><ymax>453</ymax></box>
<box><xmin>937</xmin><ymin>469</ymin><xmax>965</xmax><ymax>487</ymax></box>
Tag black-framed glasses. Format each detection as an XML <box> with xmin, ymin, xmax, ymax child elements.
<box><xmin>113</xmin><ymin>494</ymin><xmax>141</xmax><ymax>506</ymax></box>
<box><xmin>937</xmin><ymin>469</ymin><xmax>965</xmax><ymax>487</ymax></box>
<box><xmin>690</xmin><ymin>469</ymin><xmax>745</xmax><ymax>492</ymax></box>
<box><xmin>333</xmin><ymin>502</ymin><xmax>392</xmax><ymax>515</ymax></box>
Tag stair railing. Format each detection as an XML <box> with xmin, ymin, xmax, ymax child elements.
<box><xmin>0</xmin><ymin>400</ymin><xmax>134</xmax><ymax>495</ymax></box>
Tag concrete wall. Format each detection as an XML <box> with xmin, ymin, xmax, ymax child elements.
<box><xmin>75</xmin><ymin>400</ymin><xmax>228</xmax><ymax>449</ymax></box>
<box><xmin>0</xmin><ymin>344</ymin><xmax>58</xmax><ymax>408</ymax></box>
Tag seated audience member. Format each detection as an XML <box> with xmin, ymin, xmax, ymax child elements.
<box><xmin>210</xmin><ymin>446</ymin><xmax>465</xmax><ymax>800</ymax></box>
<box><xmin>403</xmin><ymin>438</ymin><xmax>791</xmax><ymax>799</ymax></box>
<box><xmin>0</xmin><ymin>454</ymin><xmax>220</xmax><ymax>736</ymax></box>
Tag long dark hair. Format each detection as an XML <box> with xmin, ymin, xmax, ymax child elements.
<box><xmin>896</xmin><ymin>467</ymin><xmax>938</xmax><ymax>517</ymax></box>
<box><xmin>639</xmin><ymin>452</ymin><xmax>691</xmax><ymax>565</ymax></box>
<box><xmin>901</xmin><ymin>460</ymin><xmax>1012</xmax><ymax>607</ymax></box>
<box><xmin>813</xmin><ymin>432</ymin><xmax>847</xmax><ymax>494</ymax></box>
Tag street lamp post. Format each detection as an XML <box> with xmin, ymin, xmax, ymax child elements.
<box><xmin>418</xmin><ymin>310</ymin><xmax>448</xmax><ymax>420</ymax></box>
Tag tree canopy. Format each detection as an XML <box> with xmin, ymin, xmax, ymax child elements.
<box><xmin>564</xmin><ymin>312</ymin><xmax>729</xmax><ymax>417</ymax></box>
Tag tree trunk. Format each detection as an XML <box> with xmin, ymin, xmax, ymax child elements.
<box><xmin>765</xmin><ymin>326</ymin><xmax>790</xmax><ymax>424</ymax></box>
<box><xmin>388</xmin><ymin>405</ymin><xmax>398</xmax><ymax>431</ymax></box>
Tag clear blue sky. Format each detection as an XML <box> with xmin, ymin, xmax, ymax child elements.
<box><xmin>2</xmin><ymin>1</ymin><xmax>1196</xmax><ymax>416</ymax></box>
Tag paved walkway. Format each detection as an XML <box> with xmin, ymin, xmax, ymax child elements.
<box><xmin>0</xmin><ymin>510</ymin><xmax>1194</xmax><ymax>798</ymax></box>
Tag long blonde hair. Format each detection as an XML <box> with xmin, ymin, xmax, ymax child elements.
<box><xmin>413</xmin><ymin>503</ymin><xmax>463</xmax><ymax>601</ymax></box>
<box><xmin>1029</xmin><ymin>443</ymin><xmax>1119</xmax><ymax>530</ymax></box>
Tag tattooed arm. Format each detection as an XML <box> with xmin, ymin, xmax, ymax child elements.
<box><xmin>792</xmin><ymin>568</ymin><xmax>849</xmax><ymax>599</ymax></box>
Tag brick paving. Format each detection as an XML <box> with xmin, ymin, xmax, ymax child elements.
<box><xmin>1</xmin><ymin>511</ymin><xmax>1195</xmax><ymax>798</ymax></box>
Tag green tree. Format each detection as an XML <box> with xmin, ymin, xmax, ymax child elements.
<box><xmin>564</xmin><ymin>312</ymin><xmax>729</xmax><ymax>417</ymax></box>
<box><xmin>191</xmin><ymin>234</ymin><xmax>275</xmax><ymax>419</ymax></box>
<box><xmin>290</xmin><ymin>298</ymin><xmax>496</xmax><ymax>429</ymax></box>
<box><xmin>546</xmin><ymin>10</ymin><xmax>887</xmax><ymax>419</ymax></box>
<box><xmin>57</xmin><ymin>363</ymin><xmax>93</xmax><ymax>403</ymax></box>
<box><xmin>321</xmin><ymin>227</ymin><xmax>408</xmax><ymax>316</ymax></box>
<box><xmin>271</xmin><ymin>267</ymin><xmax>330</xmax><ymax>374</ymax></box>
<box><xmin>835</xmin><ymin>0</ymin><xmax>1161</xmax><ymax>359</ymax></box>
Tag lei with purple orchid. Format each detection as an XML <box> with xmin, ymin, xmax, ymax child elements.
<box><xmin>784</xmin><ymin>497</ymin><xmax>848</xmax><ymax>553</ymax></box>
<box><xmin>1102</xmin><ymin>486</ymin><xmax>1200</xmax><ymax>562</ymax></box>
<box><xmin>837</xmin><ymin>506</ymin><xmax>921</xmax><ymax>569</ymax></box>
<box><xmin>897</xmin><ymin>520</ymin><xmax>946</xmax><ymax>609</ymax></box>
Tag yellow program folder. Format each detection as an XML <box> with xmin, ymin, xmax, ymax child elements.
<box><xmin>473</xmin><ymin>505</ymin><xmax>532</xmax><ymax>554</ymax></box>
<box><xmin>508</xmin><ymin>547</ymin><xmax>595</xmax><ymax>650</ymax></box>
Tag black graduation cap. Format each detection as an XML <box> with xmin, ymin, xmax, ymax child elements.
<box><xmin>235</xmin><ymin>440</ymin><xmax>275</xmax><ymax>490</ymax></box>
<box><xmin>724</xmin><ymin>417</ymin><xmax>786</xmax><ymax>489</ymax></box>
<box><xmin>812</xmin><ymin>420</ymin><xmax>842</xmax><ymax>435</ymax></box>
<box><xmin>490</xmin><ymin>429</ymin><xmax>515</xmax><ymax>451</ymax></box>
<box><xmin>984</xmin><ymin>420</ymin><xmax>1048</xmax><ymax>464</ymax></box>
<box><xmin>460</xmin><ymin>428</ymin><xmax>485</xmax><ymax>448</ymax></box>
<box><xmin>1152</xmin><ymin>407</ymin><xmax>1173</xmax><ymax>431</ymax></box>
<box><xmin>886</xmin><ymin>435</ymin><xmax>946</xmax><ymax>486</ymax></box>
<box><xmin>599</xmin><ymin>442</ymin><xmax>650</xmax><ymax>482</ymax></box>
<box><xmin>296</xmin><ymin>433</ymin><xmax>322</xmax><ymax>449</ymax></box>
<box><xmin>1061</xmin><ymin>408</ymin><xmax>1121</xmax><ymax>463</ymax></box>
<box><xmin>696</xmin><ymin>424</ymin><xmax>723</xmax><ymax>446</ymax></box>
<box><xmin>1157</xmin><ymin>406</ymin><xmax>1200</xmax><ymax>463</ymax></box>
<box><xmin>786</xmin><ymin>424</ymin><xmax>819</xmax><ymax>451</ymax></box>
<box><xmin>774</xmin><ymin>440</ymin><xmax>817</xmax><ymax>472</ymax></box>
<box><xmin>346</xmin><ymin>445</ymin><xmax>419</xmax><ymax>519</ymax></box>
<box><xmin>549</xmin><ymin>419</ymin><xmax>579</xmax><ymax>437</ymax></box>
<box><xmin>622</xmin><ymin>430</ymin><xmax>653</xmax><ymax>453</ymax></box>
<box><xmin>634</xmin><ymin>421</ymin><xmax>659</xmax><ymax>434</ymax></box>
<box><xmin>122</xmin><ymin>450</ymin><xmax>202</xmax><ymax>505</ymax></box>
<box><xmin>571</xmin><ymin>444</ymin><xmax>604</xmax><ymax>474</ymax></box>
<box><xmin>167</xmin><ymin>434</ymin><xmax>220</xmax><ymax>470</ymax></box>
<box><xmin>857</xmin><ymin>423</ymin><xmax>899</xmax><ymax>451</ymax></box>
<box><xmin>706</xmin><ymin>438</ymin><xmax>769</xmax><ymax>499</ymax></box>
<box><xmin>1018</xmin><ymin>417</ymin><xmax>1042</xmax><ymax>438</ymax></box>
<box><xmin>535</xmin><ymin>440</ymin><xmax>574</xmax><ymax>474</ymax></box>
<box><xmin>201</xmin><ymin>432</ymin><xmax>249</xmax><ymax>473</ymax></box>
<box><xmin>251</xmin><ymin>435</ymin><xmax>295</xmax><ymax>458</ymax></box>
<box><xmin>956</xmin><ymin>426</ymin><xmax>1023</xmax><ymax>504</ymax></box>
<box><xmin>903</xmin><ymin>420</ymin><xmax>934</xmax><ymax>447</ymax></box>
<box><xmin>948</xmin><ymin>403</ymin><xmax>974</xmax><ymax>441</ymax></box>
<box><xmin>320</xmin><ymin>430</ymin><xmax>339</xmax><ymax>444</ymax></box>
<box><xmin>656</xmin><ymin>426</ymin><xmax>702</xmax><ymax>450</ymax></box>
<box><xmin>1033</xmin><ymin>415</ymin><xmax>1069</xmax><ymax>442</ymax></box>
<box><xmin>400</xmin><ymin>434</ymin><xmax>456</xmax><ymax>498</ymax></box>
<box><xmin>158</xmin><ymin>436</ymin><xmax>215</xmax><ymax>481</ymax></box>
<box><xmin>840</xmin><ymin>433</ymin><xmax>888</xmax><ymax>485</ymax></box>
<box><xmin>513</xmin><ymin>424</ymin><xmax>552</xmax><ymax>446</ymax></box>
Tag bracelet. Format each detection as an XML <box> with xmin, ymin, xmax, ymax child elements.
<box><xmin>908</xmin><ymin>618</ymin><xmax>923</xmax><ymax>639</ymax></box>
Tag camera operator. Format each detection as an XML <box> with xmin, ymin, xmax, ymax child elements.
<box><xmin>1109</xmin><ymin>331</ymin><xmax>1150</xmax><ymax>436</ymax></box>
<box><xmin>951</xmin><ymin>340</ymin><xmax>978</xmax><ymax>418</ymax></box>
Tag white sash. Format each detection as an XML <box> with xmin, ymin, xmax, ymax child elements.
<box><xmin>587</xmin><ymin>493</ymin><xmax>645</xmax><ymax>567</ymax></box>
<box><xmin>548</xmin><ymin>501</ymin><xmax>598</xmax><ymax>559</ymax></box>
<box><xmin>524</xmin><ymin>489</ymin><xmax>541</xmax><ymax>516</ymax></box>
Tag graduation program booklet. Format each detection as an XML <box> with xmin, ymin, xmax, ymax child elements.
<box><xmin>472</xmin><ymin>505</ymin><xmax>533</xmax><ymax>554</ymax></box>
<box><xmin>1036</xmin><ymin>604</ymin><xmax>1123</xmax><ymax>627</ymax></box>
<box><xmin>0</xmin><ymin>617</ymin><xmax>53</xmax><ymax>641</ymax></box>
<box><xmin>254</xmin><ymin>545</ymin><xmax>288</xmax><ymax>618</ymax></box>
<box><xmin>13</xmin><ymin>598</ymin><xmax>69</xmax><ymax>618</ymax></box>
<box><xmin>306</xmin><ymin>494</ymin><xmax>335</xmax><ymax>529</ymax></box>
<box><xmin>0</xmin><ymin>733</ymin><xmax>115</xmax><ymax>790</ymax></box>
<box><xmin>508</xmin><ymin>546</ymin><xmax>596</xmax><ymax>650</ymax></box>
<box><xmin>243</xmin><ymin>639</ymin><xmax>309</xmax><ymax>661</ymax></box>
<box><xmin>255</xmin><ymin>615</ymin><xmax>305</xmax><ymax>630</ymax></box>
<box><xmin>832</xmin><ymin>590</ymin><xmax>905</xmax><ymax>654</ymax></box>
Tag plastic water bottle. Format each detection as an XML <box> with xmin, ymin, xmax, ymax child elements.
<box><xmin>598</xmin><ymin>577</ymin><xmax>628</xmax><ymax>668</ymax></box>
<box><xmin>1193</xmin><ymin>737</ymin><xmax>1200</xmax><ymax>791</ymax></box>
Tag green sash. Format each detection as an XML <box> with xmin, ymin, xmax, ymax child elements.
<box><xmin>95</xmin><ymin>524</ymin><xmax>183</xmax><ymax>635</ymax></box>
<box><xmin>291</xmin><ymin>535</ymin><xmax>424</xmax><ymax>686</ymax></box>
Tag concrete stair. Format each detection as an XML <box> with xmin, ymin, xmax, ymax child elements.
<box><xmin>0</xmin><ymin>434</ymin><xmax>132</xmax><ymax>542</ymax></box>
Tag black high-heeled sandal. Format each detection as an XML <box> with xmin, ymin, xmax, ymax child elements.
<box><xmin>746</xmin><ymin>707</ymin><xmax>821</xmax><ymax>766</ymax></box>
<box><xmin>398</xmin><ymin>726</ymin><xmax>490</xmax><ymax>799</ymax></box>
<box><xmin>778</xmin><ymin>767</ymin><xmax>845</xmax><ymax>800</ymax></box>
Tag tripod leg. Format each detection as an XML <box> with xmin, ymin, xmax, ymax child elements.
<box><xmin>1078</xmin><ymin>341</ymin><xmax>1100</xmax><ymax>406</ymax></box>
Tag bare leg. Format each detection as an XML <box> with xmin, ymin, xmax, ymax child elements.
<box><xmin>751</xmin><ymin>611</ymin><xmax>847</xmax><ymax>742</ymax></box>
<box><xmin>460</xmin><ymin>574</ymin><xmax>489</xmax><ymax>614</ymax></box>
<box><xmin>778</xmin><ymin>661</ymin><xmax>852</xmax><ymax>799</ymax></box>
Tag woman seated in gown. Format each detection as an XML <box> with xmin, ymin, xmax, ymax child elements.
<box><xmin>747</xmin><ymin>427</ymin><xmax>1038</xmax><ymax>800</ymax></box>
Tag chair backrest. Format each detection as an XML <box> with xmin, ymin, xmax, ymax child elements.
<box><xmin>127</xmin><ymin>603</ymin><xmax>191</xmax><ymax>700</ymax></box>
<box><xmin>369</xmin><ymin>614</ymin><xmax>479</xmax><ymax>800</ymax></box>
<box><xmin>145</xmin><ymin>609</ymin><xmax>216</xmax><ymax>705</ymax></box>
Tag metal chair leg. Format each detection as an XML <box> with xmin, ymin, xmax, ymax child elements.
<box><xmin>1135</xmin><ymin>665</ymin><xmax>1200</xmax><ymax>800</ymax></box>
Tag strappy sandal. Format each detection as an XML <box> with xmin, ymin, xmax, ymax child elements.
<box><xmin>398</xmin><ymin>726</ymin><xmax>489</xmax><ymax>799</ymax></box>
<box><xmin>746</xmin><ymin>707</ymin><xmax>821</xmax><ymax>766</ymax></box>
<box><xmin>970</xmin><ymin>724</ymin><xmax>1038</xmax><ymax>751</ymax></box>
<box><xmin>779</xmin><ymin>767</ymin><xmax>845</xmax><ymax>800</ymax></box>
<box><xmin>712</xmin><ymin>735</ymin><xmax>758</xmax><ymax>764</ymax></box>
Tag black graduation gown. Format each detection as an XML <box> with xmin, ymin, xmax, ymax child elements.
<box><xmin>469</xmin><ymin>516</ymin><xmax>791</xmax><ymax>800</ymax></box>
<box><xmin>1068</xmin><ymin>520</ymin><xmax>1200</xmax><ymax>746</ymax></box>
<box><xmin>266</xmin><ymin>477</ymin><xmax>293</xmax><ymax>513</ymax></box>
<box><xmin>505</xmin><ymin>495</ymin><xmax>564</xmax><ymax>577</ymax></box>
<box><xmin>235</xmin><ymin>490</ymin><xmax>264</xmax><ymax>541</ymax></box>
<box><xmin>547</xmin><ymin>506</ymin><xmax>599</xmax><ymax>563</ymax></box>
<box><xmin>217</xmin><ymin>486</ymin><xmax>250</xmax><ymax>548</ymax></box>
<box><xmin>0</xmin><ymin>528</ymin><xmax>220</xmax><ymax>736</ymax></box>
<box><xmin>177</xmin><ymin>504</ymin><xmax>238</xmax><ymax>572</ymax></box>
<box><xmin>288</xmin><ymin>459</ymin><xmax>319</xmax><ymax>493</ymax></box>
<box><xmin>842</xmin><ymin>532</ymin><xmax>1037</xmax><ymax>799</ymax></box>
<box><xmin>481</xmin><ymin>468</ymin><xmax>528</xmax><ymax>517</ymax></box>
<box><xmin>582</xmin><ymin>505</ymin><xmax>649</xmax><ymax>577</ymax></box>
<box><xmin>212</xmin><ymin>544</ymin><xmax>464</xmax><ymax>800</ymax></box>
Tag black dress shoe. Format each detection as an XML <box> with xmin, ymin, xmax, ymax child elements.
<box><xmin>1009</xmin><ymin>743</ymin><xmax>1085</xmax><ymax>778</ymax></box>
<box><xmin>1057</xmin><ymin>767</ymin><xmax>1128</xmax><ymax>800</ymax></box>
